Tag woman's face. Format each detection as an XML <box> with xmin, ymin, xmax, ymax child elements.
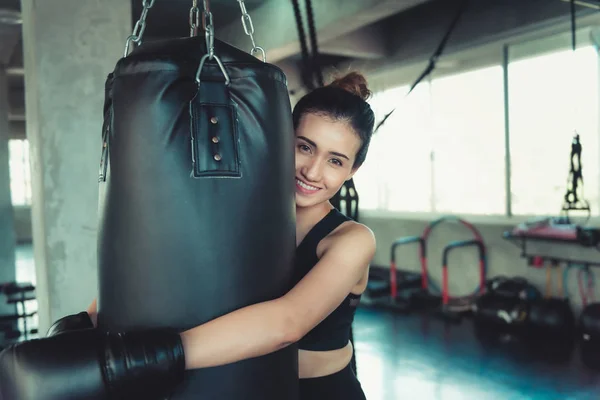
<box><xmin>294</xmin><ymin>113</ymin><xmax>362</xmax><ymax>209</ymax></box>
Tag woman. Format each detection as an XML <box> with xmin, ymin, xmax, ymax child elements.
<box><xmin>0</xmin><ymin>72</ymin><xmax>376</xmax><ymax>400</ymax></box>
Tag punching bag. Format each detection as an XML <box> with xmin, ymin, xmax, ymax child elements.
<box><xmin>96</xmin><ymin>28</ymin><xmax>298</xmax><ymax>400</ymax></box>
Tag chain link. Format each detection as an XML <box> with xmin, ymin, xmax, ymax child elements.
<box><xmin>124</xmin><ymin>0</ymin><xmax>156</xmax><ymax>57</ymax></box>
<box><xmin>237</xmin><ymin>0</ymin><xmax>265</xmax><ymax>62</ymax></box>
<box><xmin>202</xmin><ymin>0</ymin><xmax>215</xmax><ymax>59</ymax></box>
<box><xmin>195</xmin><ymin>0</ymin><xmax>230</xmax><ymax>86</ymax></box>
<box><xmin>189</xmin><ymin>0</ymin><xmax>200</xmax><ymax>37</ymax></box>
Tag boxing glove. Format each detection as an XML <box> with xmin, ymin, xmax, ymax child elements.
<box><xmin>46</xmin><ymin>311</ymin><xmax>95</xmax><ymax>337</ymax></box>
<box><xmin>0</xmin><ymin>328</ymin><xmax>185</xmax><ymax>400</ymax></box>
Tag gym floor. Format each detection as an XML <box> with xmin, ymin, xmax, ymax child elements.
<box><xmin>14</xmin><ymin>245</ymin><xmax>600</xmax><ymax>400</ymax></box>
<box><xmin>353</xmin><ymin>306</ymin><xmax>600</xmax><ymax>400</ymax></box>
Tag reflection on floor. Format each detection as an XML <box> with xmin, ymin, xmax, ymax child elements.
<box><xmin>11</xmin><ymin>244</ymin><xmax>600</xmax><ymax>399</ymax></box>
<box><xmin>353</xmin><ymin>307</ymin><xmax>600</xmax><ymax>400</ymax></box>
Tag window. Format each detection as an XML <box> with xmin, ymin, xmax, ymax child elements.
<box><xmin>508</xmin><ymin>46</ymin><xmax>599</xmax><ymax>216</ymax></box>
<box><xmin>355</xmin><ymin>66</ymin><xmax>505</xmax><ymax>215</ymax></box>
<box><xmin>8</xmin><ymin>139</ymin><xmax>32</xmax><ymax>206</ymax></box>
<box><xmin>355</xmin><ymin>28</ymin><xmax>599</xmax><ymax>218</ymax></box>
<box><xmin>430</xmin><ymin>66</ymin><xmax>506</xmax><ymax>215</ymax></box>
<box><xmin>354</xmin><ymin>83</ymin><xmax>433</xmax><ymax>212</ymax></box>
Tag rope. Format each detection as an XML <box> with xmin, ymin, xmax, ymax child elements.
<box><xmin>291</xmin><ymin>0</ymin><xmax>315</xmax><ymax>90</ymax></box>
<box><xmin>304</xmin><ymin>0</ymin><xmax>324</xmax><ymax>87</ymax></box>
<box><xmin>374</xmin><ymin>0</ymin><xmax>470</xmax><ymax>133</ymax></box>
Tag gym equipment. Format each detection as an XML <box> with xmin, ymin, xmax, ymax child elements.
<box><xmin>473</xmin><ymin>276</ymin><xmax>540</xmax><ymax>345</ymax></box>
<box><xmin>580</xmin><ymin>303</ymin><xmax>600</xmax><ymax>369</ymax></box>
<box><xmin>504</xmin><ymin>134</ymin><xmax>600</xmax><ymax>266</ymax></box>
<box><xmin>0</xmin><ymin>282</ymin><xmax>37</xmax><ymax>348</ymax></box>
<box><xmin>46</xmin><ymin>312</ymin><xmax>94</xmax><ymax>337</ymax></box>
<box><xmin>562</xmin><ymin>134</ymin><xmax>590</xmax><ymax>215</ymax></box>
<box><xmin>575</xmin><ymin>264</ymin><xmax>600</xmax><ymax>369</ymax></box>
<box><xmin>525</xmin><ymin>261</ymin><xmax>576</xmax><ymax>361</ymax></box>
<box><xmin>97</xmin><ymin>1</ymin><xmax>298</xmax><ymax>399</ymax></box>
<box><xmin>366</xmin><ymin>216</ymin><xmax>487</xmax><ymax>320</ymax></box>
<box><xmin>0</xmin><ymin>328</ymin><xmax>185</xmax><ymax>400</ymax></box>
<box><xmin>374</xmin><ymin>0</ymin><xmax>469</xmax><ymax>133</ymax></box>
<box><xmin>362</xmin><ymin>235</ymin><xmax>426</xmax><ymax>313</ymax></box>
<box><xmin>438</xmin><ymin>239</ymin><xmax>486</xmax><ymax>321</ymax></box>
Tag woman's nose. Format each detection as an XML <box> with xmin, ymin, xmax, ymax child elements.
<box><xmin>303</xmin><ymin>159</ymin><xmax>323</xmax><ymax>182</ymax></box>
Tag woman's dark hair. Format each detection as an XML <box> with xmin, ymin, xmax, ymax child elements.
<box><xmin>292</xmin><ymin>72</ymin><xmax>375</xmax><ymax>168</ymax></box>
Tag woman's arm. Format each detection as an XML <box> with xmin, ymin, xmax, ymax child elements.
<box><xmin>87</xmin><ymin>298</ymin><xmax>98</xmax><ymax>327</ymax></box>
<box><xmin>180</xmin><ymin>224</ymin><xmax>375</xmax><ymax>370</ymax></box>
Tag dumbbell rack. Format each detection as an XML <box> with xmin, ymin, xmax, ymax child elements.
<box><xmin>0</xmin><ymin>282</ymin><xmax>38</xmax><ymax>349</ymax></box>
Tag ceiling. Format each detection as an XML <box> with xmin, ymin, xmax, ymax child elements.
<box><xmin>0</xmin><ymin>0</ymin><xmax>432</xmax><ymax>132</ymax></box>
<box><xmin>1</xmin><ymin>0</ymin><xmax>598</xmax><ymax>138</ymax></box>
<box><xmin>132</xmin><ymin>0</ymin><xmax>268</xmax><ymax>40</ymax></box>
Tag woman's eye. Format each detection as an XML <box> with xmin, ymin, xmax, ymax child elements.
<box><xmin>330</xmin><ymin>158</ymin><xmax>342</xmax><ymax>166</ymax></box>
<box><xmin>299</xmin><ymin>144</ymin><xmax>311</xmax><ymax>152</ymax></box>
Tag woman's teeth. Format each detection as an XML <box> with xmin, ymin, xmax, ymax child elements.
<box><xmin>297</xmin><ymin>179</ymin><xmax>319</xmax><ymax>191</ymax></box>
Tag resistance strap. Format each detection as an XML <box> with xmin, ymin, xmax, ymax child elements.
<box><xmin>374</xmin><ymin>0</ymin><xmax>469</xmax><ymax>133</ymax></box>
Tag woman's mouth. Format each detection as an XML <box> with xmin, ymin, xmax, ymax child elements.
<box><xmin>296</xmin><ymin>178</ymin><xmax>321</xmax><ymax>195</ymax></box>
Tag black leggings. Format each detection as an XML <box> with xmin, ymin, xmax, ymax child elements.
<box><xmin>299</xmin><ymin>363</ymin><xmax>367</xmax><ymax>400</ymax></box>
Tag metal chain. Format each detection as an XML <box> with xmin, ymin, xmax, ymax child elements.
<box><xmin>237</xmin><ymin>0</ymin><xmax>266</xmax><ymax>62</ymax></box>
<box><xmin>190</xmin><ymin>0</ymin><xmax>200</xmax><ymax>37</ymax></box>
<box><xmin>195</xmin><ymin>0</ymin><xmax>230</xmax><ymax>86</ymax></box>
<box><xmin>124</xmin><ymin>0</ymin><xmax>156</xmax><ymax>57</ymax></box>
<box><xmin>202</xmin><ymin>0</ymin><xmax>215</xmax><ymax>59</ymax></box>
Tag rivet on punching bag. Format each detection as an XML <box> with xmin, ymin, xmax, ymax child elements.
<box><xmin>96</xmin><ymin>2</ymin><xmax>298</xmax><ymax>399</ymax></box>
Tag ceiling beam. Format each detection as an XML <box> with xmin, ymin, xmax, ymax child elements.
<box><xmin>9</xmin><ymin>120</ymin><xmax>25</xmax><ymax>140</ymax></box>
<box><xmin>319</xmin><ymin>24</ymin><xmax>387</xmax><ymax>59</ymax></box>
<box><xmin>8</xmin><ymin>111</ymin><xmax>24</xmax><ymax>122</ymax></box>
<box><xmin>218</xmin><ymin>0</ymin><xmax>430</xmax><ymax>63</ymax></box>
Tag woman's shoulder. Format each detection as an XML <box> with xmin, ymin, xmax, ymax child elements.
<box><xmin>339</xmin><ymin>220</ymin><xmax>376</xmax><ymax>248</ymax></box>
<box><xmin>319</xmin><ymin>218</ymin><xmax>376</xmax><ymax>257</ymax></box>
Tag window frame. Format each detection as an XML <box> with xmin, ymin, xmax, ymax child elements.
<box><xmin>360</xmin><ymin>17</ymin><xmax>600</xmax><ymax>223</ymax></box>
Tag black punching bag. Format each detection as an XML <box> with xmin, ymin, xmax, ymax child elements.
<box><xmin>97</xmin><ymin>36</ymin><xmax>298</xmax><ymax>399</ymax></box>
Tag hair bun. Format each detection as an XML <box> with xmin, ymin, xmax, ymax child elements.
<box><xmin>328</xmin><ymin>72</ymin><xmax>372</xmax><ymax>101</ymax></box>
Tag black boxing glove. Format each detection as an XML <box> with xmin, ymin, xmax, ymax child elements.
<box><xmin>46</xmin><ymin>311</ymin><xmax>95</xmax><ymax>337</ymax></box>
<box><xmin>0</xmin><ymin>328</ymin><xmax>185</xmax><ymax>400</ymax></box>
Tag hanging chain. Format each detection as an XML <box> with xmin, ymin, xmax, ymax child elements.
<box><xmin>190</xmin><ymin>0</ymin><xmax>200</xmax><ymax>37</ymax></box>
<box><xmin>202</xmin><ymin>0</ymin><xmax>215</xmax><ymax>59</ymax></box>
<box><xmin>237</xmin><ymin>0</ymin><xmax>266</xmax><ymax>62</ymax></box>
<box><xmin>195</xmin><ymin>0</ymin><xmax>229</xmax><ymax>86</ymax></box>
<box><xmin>124</xmin><ymin>0</ymin><xmax>156</xmax><ymax>57</ymax></box>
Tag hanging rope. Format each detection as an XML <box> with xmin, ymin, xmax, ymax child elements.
<box><xmin>374</xmin><ymin>0</ymin><xmax>469</xmax><ymax>133</ymax></box>
<box><xmin>291</xmin><ymin>0</ymin><xmax>317</xmax><ymax>90</ymax></box>
<box><xmin>304</xmin><ymin>0</ymin><xmax>324</xmax><ymax>87</ymax></box>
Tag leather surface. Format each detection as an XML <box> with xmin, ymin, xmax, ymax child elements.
<box><xmin>0</xmin><ymin>329</ymin><xmax>185</xmax><ymax>400</ymax></box>
<box><xmin>46</xmin><ymin>311</ymin><xmax>94</xmax><ymax>337</ymax></box>
<box><xmin>97</xmin><ymin>36</ymin><xmax>298</xmax><ymax>399</ymax></box>
<box><xmin>0</xmin><ymin>331</ymin><xmax>108</xmax><ymax>400</ymax></box>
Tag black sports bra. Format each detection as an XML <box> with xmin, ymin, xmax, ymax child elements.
<box><xmin>294</xmin><ymin>208</ymin><xmax>361</xmax><ymax>351</ymax></box>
